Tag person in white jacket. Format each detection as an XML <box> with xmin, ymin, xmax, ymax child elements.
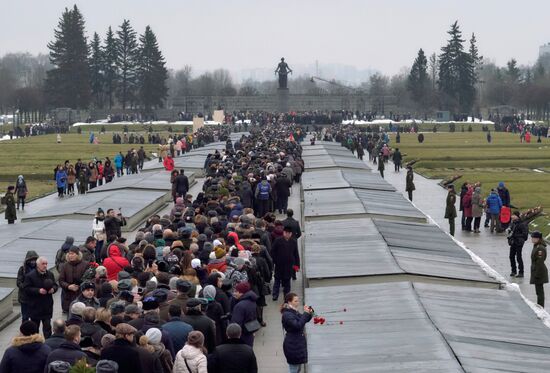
<box><xmin>173</xmin><ymin>331</ymin><xmax>207</xmax><ymax>373</ymax></box>
<box><xmin>92</xmin><ymin>208</ymin><xmax>106</xmax><ymax>263</ymax></box>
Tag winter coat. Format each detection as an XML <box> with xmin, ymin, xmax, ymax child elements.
<box><xmin>486</xmin><ymin>192</ymin><xmax>503</xmax><ymax>215</ymax></box>
<box><xmin>530</xmin><ymin>241</ymin><xmax>548</xmax><ymax>285</ymax></box>
<box><xmin>147</xmin><ymin>343</ymin><xmax>173</xmax><ymax>373</ymax></box>
<box><xmin>3</xmin><ymin>191</ymin><xmax>16</xmax><ymax>222</ymax></box>
<box><xmin>462</xmin><ymin>189</ymin><xmax>473</xmax><ymax>217</ymax></box>
<box><xmin>275</xmin><ymin>175</ymin><xmax>292</xmax><ymax>198</ymax></box>
<box><xmin>173</xmin><ymin>345</ymin><xmax>207</xmax><ymax>373</ymax></box>
<box><xmin>104</xmin><ymin>215</ymin><xmax>126</xmax><ymax>238</ymax></box>
<box><xmin>282</xmin><ymin>217</ymin><xmax>301</xmax><ymax>239</ymax></box>
<box><xmin>14</xmin><ymin>179</ymin><xmax>28</xmax><ymax>197</ymax></box>
<box><xmin>471</xmin><ymin>189</ymin><xmax>484</xmax><ymax>218</ymax></box>
<box><xmin>55</xmin><ymin>237</ymin><xmax>78</xmax><ymax>272</ymax></box>
<box><xmin>114</xmin><ymin>154</ymin><xmax>123</xmax><ymax>169</ymax></box>
<box><xmin>498</xmin><ymin>186</ymin><xmax>511</xmax><ymax>207</ymax></box>
<box><xmin>58</xmin><ymin>254</ymin><xmax>89</xmax><ymax>311</ymax></box>
<box><xmin>271</xmin><ymin>237</ymin><xmax>300</xmax><ymax>280</ymax></box>
<box><xmin>55</xmin><ymin>170</ymin><xmax>67</xmax><ymax>188</ymax></box>
<box><xmin>230</xmin><ymin>291</ymin><xmax>258</xmax><ymax>347</ymax></box>
<box><xmin>239</xmin><ymin>182</ymin><xmax>254</xmax><ymax>209</ymax></box>
<box><xmin>181</xmin><ymin>311</ymin><xmax>217</xmax><ymax>353</ymax></box>
<box><xmin>174</xmin><ymin>174</ymin><xmax>190</xmax><ymax>195</ymax></box>
<box><xmin>100</xmin><ymin>338</ymin><xmax>143</xmax><ymax>373</ymax></box>
<box><xmin>163</xmin><ymin>157</ymin><xmax>175</xmax><ymax>171</ymax></box>
<box><xmin>282</xmin><ymin>166</ymin><xmax>294</xmax><ymax>183</ymax></box>
<box><xmin>103</xmin><ymin>244</ymin><xmax>130</xmax><ymax>281</ymax></box>
<box><xmin>205</xmin><ymin>300</ymin><xmax>225</xmax><ymax>346</ymax></box>
<box><xmin>44</xmin><ymin>341</ymin><xmax>87</xmax><ymax>368</ymax></box>
<box><xmin>23</xmin><ymin>269</ymin><xmax>58</xmax><ymax>320</ymax></box>
<box><xmin>17</xmin><ymin>250</ymin><xmax>39</xmax><ymax>304</ymax></box>
<box><xmin>444</xmin><ymin>190</ymin><xmax>457</xmax><ymax>219</ymax></box>
<box><xmin>162</xmin><ymin>316</ymin><xmax>193</xmax><ymax>353</ymax></box>
<box><xmin>405</xmin><ymin>170</ymin><xmax>415</xmax><ymax>192</ymax></box>
<box><xmin>0</xmin><ymin>334</ymin><xmax>51</xmax><ymax>373</ymax></box>
<box><xmin>207</xmin><ymin>338</ymin><xmax>258</xmax><ymax>373</ymax></box>
<box><xmin>44</xmin><ymin>333</ymin><xmax>65</xmax><ymax>350</ymax></box>
<box><xmin>508</xmin><ymin>220</ymin><xmax>528</xmax><ymax>247</ymax></box>
<box><xmin>254</xmin><ymin>180</ymin><xmax>271</xmax><ymax>201</ymax></box>
<box><xmin>281</xmin><ymin>306</ymin><xmax>313</xmax><ymax>365</ymax></box>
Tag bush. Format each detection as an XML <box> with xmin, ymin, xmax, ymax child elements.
<box><xmin>468</xmin><ymin>124</ymin><xmax>473</xmax><ymax>132</ymax></box>
<box><xmin>449</xmin><ymin>123</ymin><xmax>456</xmax><ymax>133</ymax></box>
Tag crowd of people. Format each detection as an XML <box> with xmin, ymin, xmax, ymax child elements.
<box><xmin>2</xmin><ymin>122</ymin><xmax>317</xmax><ymax>373</ymax></box>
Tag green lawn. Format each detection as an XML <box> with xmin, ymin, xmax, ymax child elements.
<box><xmin>393</xmin><ymin>131</ymin><xmax>550</xmax><ymax>238</ymax></box>
<box><xmin>0</xmin><ymin>133</ymin><xmax>159</xmax><ymax>199</ymax></box>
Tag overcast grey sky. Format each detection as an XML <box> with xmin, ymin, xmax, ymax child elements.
<box><xmin>1</xmin><ymin>0</ymin><xmax>549</xmax><ymax>77</ymax></box>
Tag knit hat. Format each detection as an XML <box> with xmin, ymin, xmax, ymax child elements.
<box><xmin>47</xmin><ymin>361</ymin><xmax>71</xmax><ymax>373</ymax></box>
<box><xmin>531</xmin><ymin>231</ymin><xmax>543</xmax><ymax>239</ymax></box>
<box><xmin>101</xmin><ymin>282</ymin><xmax>113</xmax><ymax>295</ymax></box>
<box><xmin>68</xmin><ymin>246</ymin><xmax>80</xmax><ymax>254</ymax></box>
<box><xmin>145</xmin><ymin>328</ymin><xmax>162</xmax><ymax>345</ymax></box>
<box><xmin>203</xmin><ymin>242</ymin><xmax>214</xmax><ymax>253</ymax></box>
<box><xmin>203</xmin><ymin>285</ymin><xmax>216</xmax><ymax>300</ymax></box>
<box><xmin>187</xmin><ymin>330</ymin><xmax>205</xmax><ymax>347</ymax></box>
<box><xmin>235</xmin><ymin>282</ymin><xmax>250</xmax><ymax>294</ymax></box>
<box><xmin>110</xmin><ymin>301</ymin><xmax>126</xmax><ymax>315</ymax></box>
<box><xmin>101</xmin><ymin>334</ymin><xmax>116</xmax><ymax>348</ymax></box>
<box><xmin>213</xmin><ymin>239</ymin><xmax>223</xmax><ymax>247</ymax></box>
<box><xmin>191</xmin><ymin>258</ymin><xmax>202</xmax><ymax>269</ymax></box>
<box><xmin>215</xmin><ymin>246</ymin><xmax>226</xmax><ymax>259</ymax></box>
<box><xmin>71</xmin><ymin>302</ymin><xmax>86</xmax><ymax>316</ymax></box>
<box><xmin>20</xmin><ymin>320</ymin><xmax>38</xmax><ymax>336</ymax></box>
<box><xmin>95</xmin><ymin>360</ymin><xmax>119</xmax><ymax>373</ymax></box>
<box><xmin>198</xmin><ymin>234</ymin><xmax>207</xmax><ymax>242</ymax></box>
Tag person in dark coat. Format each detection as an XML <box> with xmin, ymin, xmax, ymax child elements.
<box><xmin>507</xmin><ymin>212</ymin><xmax>529</xmax><ymax>277</ymax></box>
<box><xmin>239</xmin><ymin>180</ymin><xmax>254</xmax><ymax>209</ymax></box>
<box><xmin>271</xmin><ymin>227</ymin><xmax>300</xmax><ymax>301</ymax></box>
<box><xmin>281</xmin><ymin>293</ymin><xmax>313</xmax><ymax>373</ymax></box>
<box><xmin>444</xmin><ymin>184</ymin><xmax>457</xmax><ymax>237</ymax></box>
<box><xmin>44</xmin><ymin>320</ymin><xmax>66</xmax><ymax>350</ymax></box>
<box><xmin>530</xmin><ymin>231</ymin><xmax>548</xmax><ymax>307</ymax></box>
<box><xmin>44</xmin><ymin>325</ymin><xmax>88</xmax><ymax>368</ymax></box>
<box><xmin>181</xmin><ymin>298</ymin><xmax>217</xmax><ymax>353</ymax></box>
<box><xmin>392</xmin><ymin>148</ymin><xmax>402</xmax><ymax>172</ymax></box>
<box><xmin>282</xmin><ymin>209</ymin><xmax>301</xmax><ymax>239</ymax></box>
<box><xmin>174</xmin><ymin>169</ymin><xmax>190</xmax><ymax>198</ymax></box>
<box><xmin>100</xmin><ymin>323</ymin><xmax>143</xmax><ymax>373</ymax></box>
<box><xmin>207</xmin><ymin>323</ymin><xmax>258</xmax><ymax>373</ymax></box>
<box><xmin>17</xmin><ymin>250</ymin><xmax>39</xmax><ymax>321</ymax></box>
<box><xmin>230</xmin><ymin>282</ymin><xmax>258</xmax><ymax>347</ymax></box>
<box><xmin>58</xmin><ymin>247</ymin><xmax>89</xmax><ymax>313</ymax></box>
<box><xmin>0</xmin><ymin>321</ymin><xmax>51</xmax><ymax>373</ymax></box>
<box><xmin>274</xmin><ymin>173</ymin><xmax>292</xmax><ymax>214</ymax></box>
<box><xmin>405</xmin><ymin>166</ymin><xmax>415</xmax><ymax>201</ymax></box>
<box><xmin>377</xmin><ymin>155</ymin><xmax>384</xmax><ymax>178</ymax></box>
<box><xmin>497</xmin><ymin>181</ymin><xmax>511</xmax><ymax>207</ymax></box>
<box><xmin>23</xmin><ymin>257</ymin><xmax>58</xmax><ymax>338</ymax></box>
<box><xmin>161</xmin><ymin>304</ymin><xmax>193</xmax><ymax>354</ymax></box>
<box><xmin>3</xmin><ymin>185</ymin><xmax>17</xmax><ymax>223</ymax></box>
<box><xmin>104</xmin><ymin>209</ymin><xmax>127</xmax><ymax>238</ymax></box>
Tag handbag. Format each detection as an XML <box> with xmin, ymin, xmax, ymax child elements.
<box><xmin>244</xmin><ymin>319</ymin><xmax>262</xmax><ymax>334</ymax></box>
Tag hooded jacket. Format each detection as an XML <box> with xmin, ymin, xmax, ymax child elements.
<box><xmin>103</xmin><ymin>245</ymin><xmax>130</xmax><ymax>281</ymax></box>
<box><xmin>55</xmin><ymin>236</ymin><xmax>77</xmax><ymax>271</ymax></box>
<box><xmin>0</xmin><ymin>333</ymin><xmax>51</xmax><ymax>373</ymax></box>
<box><xmin>17</xmin><ymin>250</ymin><xmax>38</xmax><ymax>304</ymax></box>
<box><xmin>230</xmin><ymin>291</ymin><xmax>258</xmax><ymax>347</ymax></box>
<box><xmin>173</xmin><ymin>345</ymin><xmax>207</xmax><ymax>373</ymax></box>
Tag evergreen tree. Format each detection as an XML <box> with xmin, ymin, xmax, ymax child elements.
<box><xmin>137</xmin><ymin>26</ymin><xmax>168</xmax><ymax>110</ymax></box>
<box><xmin>103</xmin><ymin>26</ymin><xmax>119</xmax><ymax>109</ymax></box>
<box><xmin>469</xmin><ymin>33</ymin><xmax>483</xmax><ymax>80</ymax></box>
<box><xmin>506</xmin><ymin>58</ymin><xmax>521</xmax><ymax>83</ymax></box>
<box><xmin>89</xmin><ymin>32</ymin><xmax>104</xmax><ymax>108</ymax></box>
<box><xmin>45</xmin><ymin>5</ymin><xmax>91</xmax><ymax>109</ymax></box>
<box><xmin>407</xmin><ymin>48</ymin><xmax>429</xmax><ymax>110</ymax></box>
<box><xmin>438</xmin><ymin>21</ymin><xmax>476</xmax><ymax>113</ymax></box>
<box><xmin>116</xmin><ymin>19</ymin><xmax>138</xmax><ymax>109</ymax></box>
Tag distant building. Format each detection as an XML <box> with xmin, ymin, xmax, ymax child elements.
<box><xmin>539</xmin><ymin>43</ymin><xmax>550</xmax><ymax>57</ymax></box>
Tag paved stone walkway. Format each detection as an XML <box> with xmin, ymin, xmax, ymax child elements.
<box><xmin>367</xmin><ymin>157</ymin><xmax>548</xmax><ymax>311</ymax></box>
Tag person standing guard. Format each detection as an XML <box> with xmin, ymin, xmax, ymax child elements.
<box><xmin>2</xmin><ymin>186</ymin><xmax>17</xmax><ymax>224</ymax></box>
<box><xmin>445</xmin><ymin>184</ymin><xmax>457</xmax><ymax>236</ymax></box>
<box><xmin>405</xmin><ymin>166</ymin><xmax>415</xmax><ymax>201</ymax></box>
<box><xmin>530</xmin><ymin>231</ymin><xmax>548</xmax><ymax>307</ymax></box>
<box><xmin>507</xmin><ymin>211</ymin><xmax>528</xmax><ymax>277</ymax></box>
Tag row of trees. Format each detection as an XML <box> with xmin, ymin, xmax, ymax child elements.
<box><xmin>45</xmin><ymin>5</ymin><xmax>168</xmax><ymax>111</ymax></box>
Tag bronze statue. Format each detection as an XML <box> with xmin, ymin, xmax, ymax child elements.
<box><xmin>275</xmin><ymin>57</ymin><xmax>292</xmax><ymax>89</ymax></box>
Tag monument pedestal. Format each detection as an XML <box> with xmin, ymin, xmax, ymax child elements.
<box><xmin>277</xmin><ymin>88</ymin><xmax>289</xmax><ymax>113</ymax></box>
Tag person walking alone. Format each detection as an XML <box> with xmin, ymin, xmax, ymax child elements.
<box><xmin>392</xmin><ymin>148</ymin><xmax>402</xmax><ymax>172</ymax></box>
<box><xmin>507</xmin><ymin>211</ymin><xmax>528</xmax><ymax>277</ymax></box>
<box><xmin>444</xmin><ymin>184</ymin><xmax>457</xmax><ymax>237</ymax></box>
<box><xmin>2</xmin><ymin>186</ymin><xmax>17</xmax><ymax>224</ymax></box>
<box><xmin>530</xmin><ymin>231</ymin><xmax>548</xmax><ymax>307</ymax></box>
<box><xmin>14</xmin><ymin>175</ymin><xmax>28</xmax><ymax>210</ymax></box>
<box><xmin>405</xmin><ymin>166</ymin><xmax>415</xmax><ymax>201</ymax></box>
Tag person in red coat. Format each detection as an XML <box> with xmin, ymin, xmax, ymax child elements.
<box><xmin>103</xmin><ymin>244</ymin><xmax>129</xmax><ymax>281</ymax></box>
<box><xmin>163</xmin><ymin>155</ymin><xmax>175</xmax><ymax>171</ymax></box>
<box><xmin>462</xmin><ymin>186</ymin><xmax>473</xmax><ymax>232</ymax></box>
